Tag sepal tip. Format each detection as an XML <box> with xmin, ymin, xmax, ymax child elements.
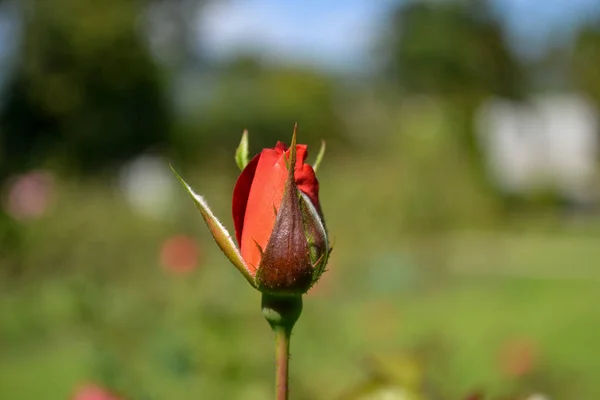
<box><xmin>235</xmin><ymin>130</ymin><xmax>250</xmax><ymax>171</ymax></box>
<box><xmin>170</xmin><ymin>164</ymin><xmax>257</xmax><ymax>287</ymax></box>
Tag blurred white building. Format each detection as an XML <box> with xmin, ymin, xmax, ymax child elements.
<box><xmin>475</xmin><ymin>94</ymin><xmax>599</xmax><ymax>206</ymax></box>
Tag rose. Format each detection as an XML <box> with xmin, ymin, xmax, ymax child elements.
<box><xmin>172</xmin><ymin>125</ymin><xmax>330</xmax><ymax>295</ymax></box>
<box><xmin>172</xmin><ymin>126</ymin><xmax>331</xmax><ymax>398</ymax></box>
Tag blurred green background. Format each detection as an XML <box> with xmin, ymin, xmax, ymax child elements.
<box><xmin>1</xmin><ymin>0</ymin><xmax>600</xmax><ymax>399</ymax></box>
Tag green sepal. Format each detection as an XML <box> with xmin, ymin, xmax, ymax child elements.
<box><xmin>313</xmin><ymin>140</ymin><xmax>326</xmax><ymax>173</ymax></box>
<box><xmin>170</xmin><ymin>164</ymin><xmax>256</xmax><ymax>287</ymax></box>
<box><xmin>283</xmin><ymin>123</ymin><xmax>298</xmax><ymax>171</ymax></box>
<box><xmin>299</xmin><ymin>192</ymin><xmax>329</xmax><ymax>286</ymax></box>
<box><xmin>235</xmin><ymin>130</ymin><xmax>250</xmax><ymax>171</ymax></box>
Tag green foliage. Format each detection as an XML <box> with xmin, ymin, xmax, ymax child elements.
<box><xmin>572</xmin><ymin>23</ymin><xmax>600</xmax><ymax>104</ymax></box>
<box><xmin>375</xmin><ymin>0</ymin><xmax>527</xmax><ymax>213</ymax></box>
<box><xmin>1</xmin><ymin>148</ymin><xmax>599</xmax><ymax>399</ymax></box>
<box><xmin>0</xmin><ymin>0</ymin><xmax>171</xmax><ymax>176</ymax></box>
<box><xmin>381</xmin><ymin>0</ymin><xmax>523</xmax><ymax>99</ymax></box>
<box><xmin>174</xmin><ymin>56</ymin><xmax>346</xmax><ymax>162</ymax></box>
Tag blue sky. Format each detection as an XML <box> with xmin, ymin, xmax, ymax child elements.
<box><xmin>200</xmin><ymin>0</ymin><xmax>600</xmax><ymax>69</ymax></box>
<box><xmin>1</xmin><ymin>0</ymin><xmax>599</xmax><ymax>75</ymax></box>
<box><xmin>200</xmin><ymin>0</ymin><xmax>398</xmax><ymax>70</ymax></box>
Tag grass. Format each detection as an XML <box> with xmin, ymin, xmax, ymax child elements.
<box><xmin>2</xmin><ymin>227</ymin><xmax>600</xmax><ymax>399</ymax></box>
<box><xmin>2</xmin><ymin>148</ymin><xmax>600</xmax><ymax>399</ymax></box>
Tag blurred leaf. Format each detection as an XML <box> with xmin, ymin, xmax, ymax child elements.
<box><xmin>380</xmin><ymin>0</ymin><xmax>523</xmax><ymax>99</ymax></box>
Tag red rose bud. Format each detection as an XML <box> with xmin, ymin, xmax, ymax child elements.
<box><xmin>234</xmin><ymin>128</ymin><xmax>328</xmax><ymax>294</ymax></box>
<box><xmin>171</xmin><ymin>125</ymin><xmax>329</xmax><ymax>295</ymax></box>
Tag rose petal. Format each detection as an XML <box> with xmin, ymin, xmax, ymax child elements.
<box><xmin>232</xmin><ymin>153</ymin><xmax>260</xmax><ymax>246</ymax></box>
<box><xmin>232</xmin><ymin>141</ymin><xmax>321</xmax><ymax>271</ymax></box>
<box><xmin>235</xmin><ymin>144</ymin><xmax>287</xmax><ymax>271</ymax></box>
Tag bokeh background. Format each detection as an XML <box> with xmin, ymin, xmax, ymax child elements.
<box><xmin>1</xmin><ymin>0</ymin><xmax>600</xmax><ymax>399</ymax></box>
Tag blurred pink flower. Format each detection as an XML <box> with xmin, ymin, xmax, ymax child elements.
<box><xmin>160</xmin><ymin>234</ymin><xmax>202</xmax><ymax>274</ymax></box>
<box><xmin>498</xmin><ymin>337</ymin><xmax>538</xmax><ymax>378</ymax></box>
<box><xmin>71</xmin><ymin>383</ymin><xmax>121</xmax><ymax>400</ymax></box>
<box><xmin>3</xmin><ymin>170</ymin><xmax>54</xmax><ymax>221</ymax></box>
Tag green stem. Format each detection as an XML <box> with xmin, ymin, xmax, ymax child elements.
<box><xmin>274</xmin><ymin>326</ymin><xmax>291</xmax><ymax>400</ymax></box>
<box><xmin>262</xmin><ymin>295</ymin><xmax>303</xmax><ymax>400</ymax></box>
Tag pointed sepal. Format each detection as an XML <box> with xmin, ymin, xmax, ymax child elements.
<box><xmin>256</xmin><ymin>179</ymin><xmax>313</xmax><ymax>295</ymax></box>
<box><xmin>235</xmin><ymin>130</ymin><xmax>250</xmax><ymax>171</ymax></box>
<box><xmin>170</xmin><ymin>164</ymin><xmax>256</xmax><ymax>286</ymax></box>
<box><xmin>313</xmin><ymin>140</ymin><xmax>326</xmax><ymax>173</ymax></box>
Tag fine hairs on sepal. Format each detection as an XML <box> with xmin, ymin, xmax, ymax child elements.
<box><xmin>169</xmin><ymin>164</ymin><xmax>256</xmax><ymax>286</ymax></box>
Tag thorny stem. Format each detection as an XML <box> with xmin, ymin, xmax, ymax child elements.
<box><xmin>262</xmin><ymin>294</ymin><xmax>303</xmax><ymax>400</ymax></box>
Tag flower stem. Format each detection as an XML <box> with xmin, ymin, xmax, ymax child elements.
<box><xmin>262</xmin><ymin>295</ymin><xmax>303</xmax><ymax>400</ymax></box>
<box><xmin>274</xmin><ymin>325</ymin><xmax>291</xmax><ymax>400</ymax></box>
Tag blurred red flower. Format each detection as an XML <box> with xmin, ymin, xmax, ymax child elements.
<box><xmin>498</xmin><ymin>337</ymin><xmax>538</xmax><ymax>378</ymax></box>
<box><xmin>160</xmin><ymin>234</ymin><xmax>201</xmax><ymax>274</ymax></box>
<box><xmin>464</xmin><ymin>391</ymin><xmax>485</xmax><ymax>400</ymax></box>
<box><xmin>72</xmin><ymin>383</ymin><xmax>121</xmax><ymax>400</ymax></box>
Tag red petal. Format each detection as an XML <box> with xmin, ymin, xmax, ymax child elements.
<box><xmin>231</xmin><ymin>142</ymin><xmax>321</xmax><ymax>272</ymax></box>
<box><xmin>232</xmin><ymin>145</ymin><xmax>286</xmax><ymax>271</ymax></box>
<box><xmin>232</xmin><ymin>153</ymin><xmax>260</xmax><ymax>247</ymax></box>
<box><xmin>287</xmin><ymin>143</ymin><xmax>321</xmax><ymax>213</ymax></box>
<box><xmin>295</xmin><ymin>158</ymin><xmax>320</xmax><ymax>213</ymax></box>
